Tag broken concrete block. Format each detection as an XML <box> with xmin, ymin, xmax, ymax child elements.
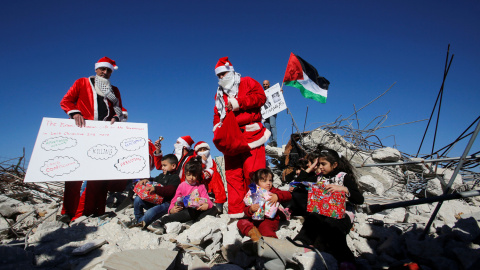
<box><xmin>102</xmin><ymin>249</ymin><xmax>177</xmax><ymax>270</ymax></box>
<box><xmin>165</xmin><ymin>221</ymin><xmax>182</xmax><ymax>234</ymax></box>
<box><xmin>358</xmin><ymin>175</ymin><xmax>384</xmax><ymax>196</ymax></box>
<box><xmin>72</xmin><ymin>239</ymin><xmax>108</xmax><ymax>255</ymax></box>
<box><xmin>372</xmin><ymin>147</ymin><xmax>401</xmax><ymax>162</ymax></box>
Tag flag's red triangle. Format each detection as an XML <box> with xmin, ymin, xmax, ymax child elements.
<box><xmin>283</xmin><ymin>52</ymin><xmax>304</xmax><ymax>82</ymax></box>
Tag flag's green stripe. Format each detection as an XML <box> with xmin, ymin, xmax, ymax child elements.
<box><xmin>285</xmin><ymin>81</ymin><xmax>327</xmax><ymax>103</ymax></box>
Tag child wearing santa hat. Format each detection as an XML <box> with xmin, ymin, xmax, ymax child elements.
<box><xmin>194</xmin><ymin>141</ymin><xmax>227</xmax><ymax>213</ymax></box>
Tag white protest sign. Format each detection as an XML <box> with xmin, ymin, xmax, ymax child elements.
<box><xmin>24</xmin><ymin>117</ymin><xmax>150</xmax><ymax>183</ymax></box>
<box><xmin>261</xmin><ymin>83</ymin><xmax>288</xmax><ymax>119</ymax></box>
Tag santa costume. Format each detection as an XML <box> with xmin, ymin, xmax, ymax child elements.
<box><xmin>60</xmin><ymin>57</ymin><xmax>128</xmax><ymax>221</ymax></box>
<box><xmin>194</xmin><ymin>141</ymin><xmax>227</xmax><ymax>205</ymax></box>
<box><xmin>154</xmin><ymin>136</ymin><xmax>195</xmax><ymax>182</ymax></box>
<box><xmin>213</xmin><ymin>57</ymin><xmax>270</xmax><ymax>217</ymax></box>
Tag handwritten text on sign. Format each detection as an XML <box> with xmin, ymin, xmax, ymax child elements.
<box><xmin>261</xmin><ymin>83</ymin><xmax>288</xmax><ymax>119</ymax></box>
<box><xmin>25</xmin><ymin>118</ymin><xmax>150</xmax><ymax>183</ymax></box>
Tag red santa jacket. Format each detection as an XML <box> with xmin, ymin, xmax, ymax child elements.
<box><xmin>213</xmin><ymin>77</ymin><xmax>270</xmax><ymax>149</ymax></box>
<box><xmin>60</xmin><ymin>77</ymin><xmax>127</xmax><ymax>120</ymax></box>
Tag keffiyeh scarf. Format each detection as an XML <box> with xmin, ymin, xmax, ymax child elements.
<box><xmin>94</xmin><ymin>75</ymin><xmax>124</xmax><ymax>121</ymax></box>
<box><xmin>215</xmin><ymin>72</ymin><xmax>241</xmax><ymax>120</ymax></box>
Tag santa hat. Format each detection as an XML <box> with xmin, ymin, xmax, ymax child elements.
<box><xmin>95</xmin><ymin>56</ymin><xmax>118</xmax><ymax>71</ymax></box>
<box><xmin>215</xmin><ymin>56</ymin><xmax>234</xmax><ymax>75</ymax></box>
<box><xmin>194</xmin><ymin>141</ymin><xmax>210</xmax><ymax>152</ymax></box>
<box><xmin>177</xmin><ymin>136</ymin><xmax>194</xmax><ymax>149</ymax></box>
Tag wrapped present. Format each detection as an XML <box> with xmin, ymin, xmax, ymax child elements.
<box><xmin>134</xmin><ymin>182</ymin><xmax>164</xmax><ymax>205</ymax></box>
<box><xmin>183</xmin><ymin>189</ymin><xmax>208</xmax><ymax>208</ymax></box>
<box><xmin>243</xmin><ymin>185</ymin><xmax>279</xmax><ymax>220</ymax></box>
<box><xmin>307</xmin><ymin>182</ymin><xmax>346</xmax><ymax>219</ymax></box>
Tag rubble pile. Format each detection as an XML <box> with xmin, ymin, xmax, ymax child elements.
<box><xmin>1</xmin><ymin>127</ymin><xmax>480</xmax><ymax>269</ymax></box>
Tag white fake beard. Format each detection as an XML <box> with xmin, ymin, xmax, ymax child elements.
<box><xmin>197</xmin><ymin>150</ymin><xmax>210</xmax><ymax>159</ymax></box>
<box><xmin>174</xmin><ymin>144</ymin><xmax>183</xmax><ymax>160</ymax></box>
<box><xmin>218</xmin><ymin>72</ymin><xmax>235</xmax><ymax>89</ymax></box>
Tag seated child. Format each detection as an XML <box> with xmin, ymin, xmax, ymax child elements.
<box><xmin>284</xmin><ymin>158</ymin><xmax>308</xmax><ymax>187</ymax></box>
<box><xmin>293</xmin><ymin>148</ymin><xmax>364</xmax><ymax>266</ymax></box>
<box><xmin>193</xmin><ymin>141</ymin><xmax>227</xmax><ymax>213</ymax></box>
<box><xmin>160</xmin><ymin>156</ymin><xmax>218</xmax><ymax>225</ymax></box>
<box><xmin>289</xmin><ymin>153</ymin><xmax>320</xmax><ymax>216</ymax></box>
<box><xmin>133</xmin><ymin>154</ymin><xmax>180</xmax><ymax>227</ymax></box>
<box><xmin>237</xmin><ymin>168</ymin><xmax>292</xmax><ymax>241</ymax></box>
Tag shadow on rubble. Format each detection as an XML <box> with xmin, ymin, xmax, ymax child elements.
<box><xmin>2</xmin><ymin>219</ymin><xmax>100</xmax><ymax>270</ymax></box>
<box><xmin>357</xmin><ymin>217</ymin><xmax>480</xmax><ymax>270</ymax></box>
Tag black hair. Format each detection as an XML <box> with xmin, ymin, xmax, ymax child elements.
<box><xmin>251</xmin><ymin>168</ymin><xmax>274</xmax><ymax>185</ymax></box>
<box><xmin>306</xmin><ymin>152</ymin><xmax>320</xmax><ymax>164</ymax></box>
<box><xmin>316</xmin><ymin>148</ymin><xmax>356</xmax><ymax>179</ymax></box>
<box><xmin>294</xmin><ymin>159</ymin><xmax>308</xmax><ymax>171</ymax></box>
<box><xmin>184</xmin><ymin>156</ymin><xmax>203</xmax><ymax>179</ymax></box>
<box><xmin>162</xmin><ymin>154</ymin><xmax>178</xmax><ymax>165</ymax></box>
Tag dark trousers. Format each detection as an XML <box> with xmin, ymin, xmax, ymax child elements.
<box><xmin>294</xmin><ymin>212</ymin><xmax>355</xmax><ymax>263</ymax></box>
<box><xmin>162</xmin><ymin>207</ymin><xmax>218</xmax><ymax>224</ymax></box>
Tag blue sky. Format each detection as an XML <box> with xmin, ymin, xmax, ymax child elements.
<box><xmin>1</xmin><ymin>1</ymin><xmax>479</xmax><ymax>173</ymax></box>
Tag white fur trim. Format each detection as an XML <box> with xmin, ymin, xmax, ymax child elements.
<box><xmin>194</xmin><ymin>142</ymin><xmax>210</xmax><ymax>152</ymax></box>
<box><xmin>67</xmin><ymin>110</ymin><xmax>81</xmax><ymax>116</ymax></box>
<box><xmin>228</xmin><ymin>213</ymin><xmax>245</xmax><ymax>219</ymax></box>
<box><xmin>248</xmin><ymin>129</ymin><xmax>271</xmax><ymax>149</ymax></box>
<box><xmin>88</xmin><ymin>78</ymin><xmax>99</xmax><ymax>120</ymax></box>
<box><xmin>154</xmin><ymin>150</ymin><xmax>162</xmax><ymax>157</ymax></box>
<box><xmin>229</xmin><ymin>97</ymin><xmax>239</xmax><ymax>111</ymax></box>
<box><xmin>205</xmin><ymin>168</ymin><xmax>214</xmax><ymax>177</ymax></box>
<box><xmin>95</xmin><ymin>62</ymin><xmax>114</xmax><ymax>71</ymax></box>
<box><xmin>177</xmin><ymin>137</ymin><xmax>191</xmax><ymax>149</ymax></box>
<box><xmin>244</xmin><ymin>123</ymin><xmax>261</xmax><ymax>132</ymax></box>
<box><xmin>215</xmin><ymin>65</ymin><xmax>234</xmax><ymax>75</ymax></box>
<box><xmin>213</xmin><ymin>122</ymin><xmax>221</xmax><ymax>132</ymax></box>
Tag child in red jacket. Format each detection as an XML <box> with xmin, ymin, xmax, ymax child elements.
<box><xmin>237</xmin><ymin>168</ymin><xmax>292</xmax><ymax>241</ymax></box>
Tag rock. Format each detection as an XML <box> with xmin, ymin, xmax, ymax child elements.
<box><xmin>72</xmin><ymin>239</ymin><xmax>108</xmax><ymax>255</ymax></box>
<box><xmin>165</xmin><ymin>222</ymin><xmax>182</xmax><ymax>234</ymax></box>
<box><xmin>0</xmin><ymin>204</ymin><xmax>20</xmax><ymax>218</ymax></box>
<box><xmin>435</xmin><ymin>167</ymin><xmax>463</xmax><ymax>190</ymax></box>
<box><xmin>426</xmin><ymin>178</ymin><xmax>443</xmax><ymax>196</ymax></box>
<box><xmin>372</xmin><ymin>147</ymin><xmax>401</xmax><ymax>162</ymax></box>
<box><xmin>383</xmin><ymin>208</ymin><xmax>406</xmax><ymax>223</ymax></box>
<box><xmin>403</xmin><ymin>158</ymin><xmax>429</xmax><ymax>173</ymax></box>
<box><xmin>358</xmin><ymin>175</ymin><xmax>385</xmax><ymax>196</ymax></box>
<box><xmin>102</xmin><ymin>249</ymin><xmax>177</xmax><ymax>269</ymax></box>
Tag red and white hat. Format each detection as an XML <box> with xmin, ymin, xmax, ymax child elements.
<box><xmin>215</xmin><ymin>56</ymin><xmax>234</xmax><ymax>75</ymax></box>
<box><xmin>177</xmin><ymin>136</ymin><xmax>194</xmax><ymax>149</ymax></box>
<box><xmin>194</xmin><ymin>141</ymin><xmax>210</xmax><ymax>152</ymax></box>
<box><xmin>95</xmin><ymin>56</ymin><xmax>118</xmax><ymax>71</ymax></box>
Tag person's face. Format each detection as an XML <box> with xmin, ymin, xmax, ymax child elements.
<box><xmin>196</xmin><ymin>147</ymin><xmax>209</xmax><ymax>154</ymax></box>
<box><xmin>262</xmin><ymin>80</ymin><xmax>270</xmax><ymax>90</ymax></box>
<box><xmin>161</xmin><ymin>160</ymin><xmax>176</xmax><ymax>173</ymax></box>
<box><xmin>217</xmin><ymin>71</ymin><xmax>229</xmax><ymax>79</ymax></box>
<box><xmin>95</xmin><ymin>67</ymin><xmax>112</xmax><ymax>79</ymax></box>
<box><xmin>317</xmin><ymin>157</ymin><xmax>337</xmax><ymax>175</ymax></box>
<box><xmin>257</xmin><ymin>173</ymin><xmax>273</xmax><ymax>191</ymax></box>
<box><xmin>185</xmin><ymin>172</ymin><xmax>198</xmax><ymax>185</ymax></box>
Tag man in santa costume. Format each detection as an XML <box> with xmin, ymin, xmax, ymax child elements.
<box><xmin>213</xmin><ymin>57</ymin><xmax>270</xmax><ymax>217</ymax></box>
<box><xmin>59</xmin><ymin>56</ymin><xmax>128</xmax><ymax>222</ymax></box>
<box><xmin>194</xmin><ymin>141</ymin><xmax>227</xmax><ymax>213</ymax></box>
<box><xmin>153</xmin><ymin>136</ymin><xmax>195</xmax><ymax>182</ymax></box>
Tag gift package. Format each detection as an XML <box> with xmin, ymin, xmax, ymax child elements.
<box><xmin>243</xmin><ymin>186</ymin><xmax>279</xmax><ymax>220</ymax></box>
<box><xmin>133</xmin><ymin>182</ymin><xmax>164</xmax><ymax>205</ymax></box>
<box><xmin>183</xmin><ymin>189</ymin><xmax>208</xmax><ymax>208</ymax></box>
<box><xmin>306</xmin><ymin>182</ymin><xmax>346</xmax><ymax>219</ymax></box>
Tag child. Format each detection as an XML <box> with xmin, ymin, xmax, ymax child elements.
<box><xmin>284</xmin><ymin>158</ymin><xmax>308</xmax><ymax>186</ymax></box>
<box><xmin>194</xmin><ymin>141</ymin><xmax>227</xmax><ymax>213</ymax></box>
<box><xmin>160</xmin><ymin>156</ymin><xmax>217</xmax><ymax>225</ymax></box>
<box><xmin>237</xmin><ymin>168</ymin><xmax>292</xmax><ymax>241</ymax></box>
<box><xmin>293</xmin><ymin>148</ymin><xmax>364</xmax><ymax>266</ymax></box>
<box><xmin>133</xmin><ymin>154</ymin><xmax>180</xmax><ymax>227</ymax></box>
<box><xmin>288</xmin><ymin>153</ymin><xmax>320</xmax><ymax>216</ymax></box>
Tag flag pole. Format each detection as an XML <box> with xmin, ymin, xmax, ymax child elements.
<box><xmin>281</xmin><ymin>81</ymin><xmax>304</xmax><ymax>141</ymax></box>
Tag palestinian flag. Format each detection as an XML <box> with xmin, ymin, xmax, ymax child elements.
<box><xmin>283</xmin><ymin>53</ymin><xmax>330</xmax><ymax>103</ymax></box>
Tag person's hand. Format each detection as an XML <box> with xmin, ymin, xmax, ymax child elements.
<box><xmin>145</xmin><ymin>185</ymin><xmax>155</xmax><ymax>194</ymax></box>
<box><xmin>289</xmin><ymin>186</ymin><xmax>295</xmax><ymax>192</ymax></box>
<box><xmin>226</xmin><ymin>101</ymin><xmax>233</xmax><ymax>111</ymax></box>
<box><xmin>202</xmin><ymin>155</ymin><xmax>207</xmax><ymax>161</ymax></box>
<box><xmin>250</xmin><ymin>204</ymin><xmax>260</xmax><ymax>213</ymax></box>
<box><xmin>325</xmin><ymin>184</ymin><xmax>348</xmax><ymax>194</ymax></box>
<box><xmin>154</xmin><ymin>139</ymin><xmax>162</xmax><ymax>154</ymax></box>
<box><xmin>170</xmin><ymin>205</ymin><xmax>183</xmax><ymax>214</ymax></box>
<box><xmin>267</xmin><ymin>193</ymin><xmax>278</xmax><ymax>205</ymax></box>
<box><xmin>138</xmin><ymin>179</ymin><xmax>149</xmax><ymax>186</ymax></box>
<box><xmin>197</xmin><ymin>203</ymin><xmax>208</xmax><ymax>211</ymax></box>
<box><xmin>306</xmin><ymin>158</ymin><xmax>318</xmax><ymax>173</ymax></box>
<box><xmin>73</xmin><ymin>114</ymin><xmax>85</xmax><ymax>127</ymax></box>
<box><xmin>110</xmin><ymin>117</ymin><xmax>117</xmax><ymax>125</ymax></box>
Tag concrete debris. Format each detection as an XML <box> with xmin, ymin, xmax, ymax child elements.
<box><xmin>1</xmin><ymin>125</ymin><xmax>480</xmax><ymax>269</ymax></box>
